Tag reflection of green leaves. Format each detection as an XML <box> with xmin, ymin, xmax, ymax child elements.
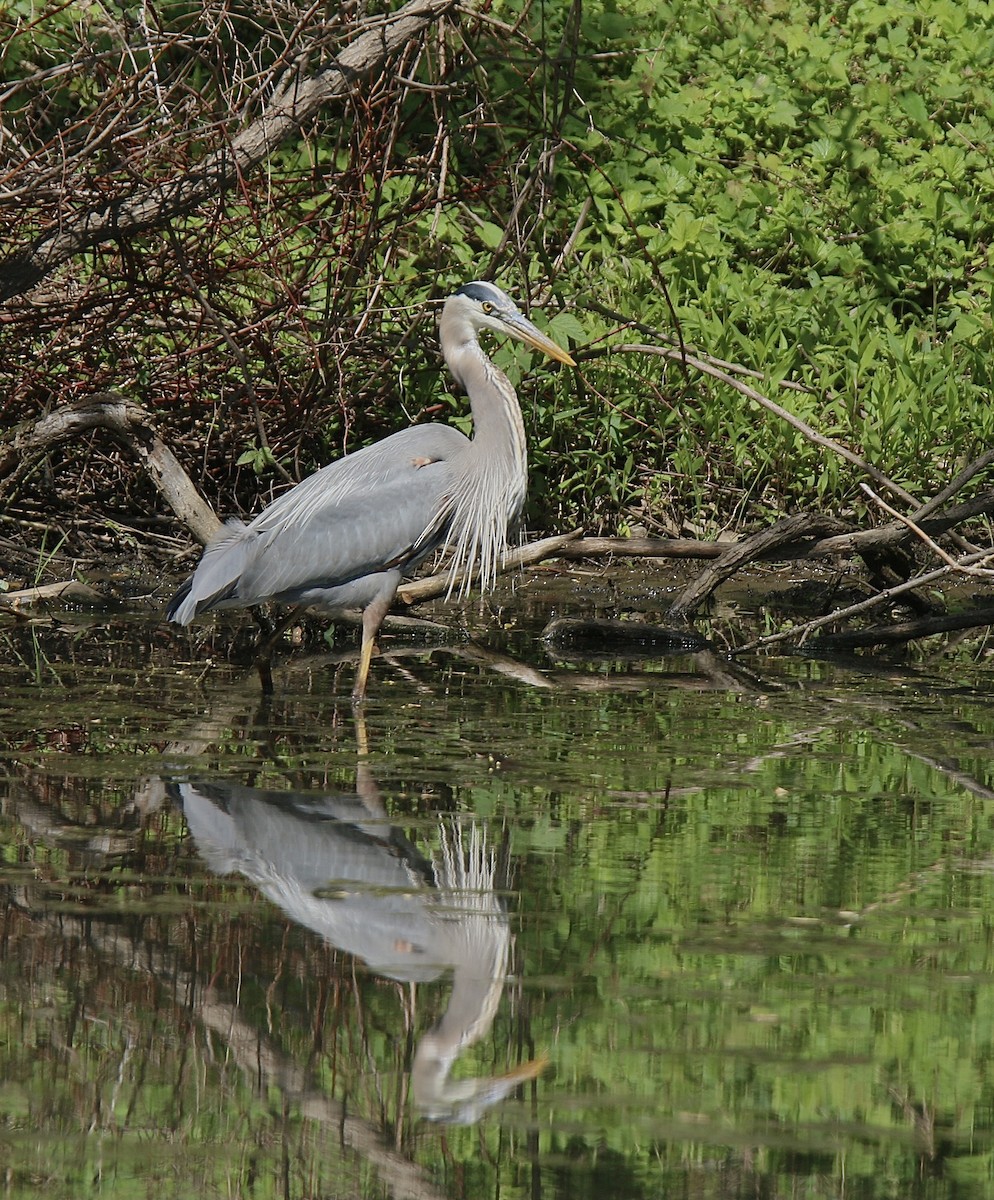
<box><xmin>5</xmin><ymin>640</ymin><xmax>994</xmax><ymax>1194</ymax></box>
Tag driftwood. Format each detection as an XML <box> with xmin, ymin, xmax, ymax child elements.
<box><xmin>0</xmin><ymin>393</ymin><xmax>222</xmax><ymax>546</ymax></box>
<box><xmin>559</xmin><ymin>536</ymin><xmax>723</xmax><ymax>561</ymax></box>
<box><xmin>667</xmin><ymin>514</ymin><xmax>852</xmax><ymax>619</ymax></box>
<box><xmin>0</xmin><ymin>0</ymin><xmax>457</xmax><ymax>303</ymax></box>
<box><xmin>0</xmin><ymin>580</ymin><xmax>105</xmax><ymax>608</ymax></box>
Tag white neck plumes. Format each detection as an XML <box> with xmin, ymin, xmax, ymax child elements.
<box><xmin>438</xmin><ymin>301</ymin><xmax>528</xmax><ymax>597</ymax></box>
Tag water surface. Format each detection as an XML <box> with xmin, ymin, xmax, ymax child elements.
<box><xmin>2</xmin><ymin>602</ymin><xmax>993</xmax><ymax>1199</ymax></box>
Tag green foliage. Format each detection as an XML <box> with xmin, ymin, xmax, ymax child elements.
<box><xmin>235</xmin><ymin>442</ymin><xmax>283</xmax><ymax>476</ymax></box>
<box><xmin>495</xmin><ymin>0</ymin><xmax>994</xmax><ymax>529</ymax></box>
<box><xmin>5</xmin><ymin>0</ymin><xmax>994</xmax><ymax>540</ymax></box>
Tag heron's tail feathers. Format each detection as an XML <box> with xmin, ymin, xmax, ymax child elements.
<box><xmin>165</xmin><ymin>575</ymin><xmax>196</xmax><ymax>623</ymax></box>
<box><xmin>166</xmin><ymin>519</ymin><xmax>252</xmax><ymax>624</ymax></box>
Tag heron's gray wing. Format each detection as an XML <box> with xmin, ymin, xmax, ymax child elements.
<box><xmin>170</xmin><ymin>423</ymin><xmax>468</xmax><ymax>620</ymax></box>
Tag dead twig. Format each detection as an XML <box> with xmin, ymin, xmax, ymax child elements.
<box><xmin>0</xmin><ymin>580</ymin><xmax>106</xmax><ymax>607</ymax></box>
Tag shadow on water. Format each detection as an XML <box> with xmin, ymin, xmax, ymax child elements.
<box><xmin>3</xmin><ymin>602</ymin><xmax>994</xmax><ymax>1198</ymax></box>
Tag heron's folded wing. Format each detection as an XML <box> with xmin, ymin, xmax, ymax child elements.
<box><xmin>230</xmin><ymin>425</ymin><xmax>467</xmax><ymax>600</ymax></box>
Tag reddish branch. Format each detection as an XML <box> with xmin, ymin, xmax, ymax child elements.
<box><xmin>0</xmin><ymin>0</ymin><xmax>457</xmax><ymax>303</ymax></box>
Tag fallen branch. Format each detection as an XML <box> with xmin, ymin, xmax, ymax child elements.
<box><xmin>667</xmin><ymin>513</ymin><xmax>852</xmax><ymax>620</ymax></box>
<box><xmin>0</xmin><ymin>392</ymin><xmax>221</xmax><ymax>545</ymax></box>
<box><xmin>808</xmin><ymin>488</ymin><xmax>994</xmax><ymax>558</ymax></box>
<box><xmin>534</xmin><ymin>520</ymin><xmax>994</xmax><ymax>567</ymax></box>
<box><xmin>813</xmin><ymin>604</ymin><xmax>994</xmax><ymax>650</ymax></box>
<box><xmin>397</xmin><ymin>528</ymin><xmax>584</xmax><ymax>605</ymax></box>
<box><xmin>559</xmin><ymin>535</ymin><xmax>723</xmax><ymax>561</ymax></box>
<box><xmin>0</xmin><ymin>580</ymin><xmax>105</xmax><ymax>607</ymax></box>
<box><xmin>860</xmin><ymin>483</ymin><xmax>994</xmax><ymax>577</ymax></box>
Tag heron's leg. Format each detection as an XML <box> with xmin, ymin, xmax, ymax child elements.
<box><xmin>253</xmin><ymin>606</ymin><xmax>301</xmax><ymax>695</ymax></box>
<box><xmin>354</xmin><ymin>710</ymin><xmax>371</xmax><ymax>758</ymax></box>
<box><xmin>352</xmin><ymin>590</ymin><xmax>394</xmax><ymax>703</ymax></box>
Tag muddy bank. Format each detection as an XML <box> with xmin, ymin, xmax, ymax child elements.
<box><xmin>3</xmin><ymin>550</ymin><xmax>990</xmax><ymax>682</ymax></box>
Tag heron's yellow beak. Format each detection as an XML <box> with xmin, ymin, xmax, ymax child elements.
<box><xmin>505</xmin><ymin>313</ymin><xmax>577</xmax><ymax>367</ymax></box>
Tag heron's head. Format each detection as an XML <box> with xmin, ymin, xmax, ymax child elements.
<box><xmin>443</xmin><ymin>281</ymin><xmax>576</xmax><ymax>367</ymax></box>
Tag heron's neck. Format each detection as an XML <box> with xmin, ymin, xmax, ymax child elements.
<box><xmin>472</xmin><ymin>354</ymin><xmax>526</xmax><ymax>466</ymax></box>
<box><xmin>438</xmin><ymin>332</ymin><xmax>528</xmax><ymax>594</ymax></box>
<box><xmin>444</xmin><ymin>337</ymin><xmax>527</xmax><ymax>471</ymax></box>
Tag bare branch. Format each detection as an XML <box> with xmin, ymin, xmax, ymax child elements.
<box><xmin>860</xmin><ymin>483</ymin><xmax>994</xmax><ymax>577</ymax></box>
<box><xmin>397</xmin><ymin>529</ymin><xmax>583</xmax><ymax>605</ymax></box>
<box><xmin>611</xmin><ymin>343</ymin><xmax>917</xmax><ymax>505</ymax></box>
<box><xmin>0</xmin><ymin>0</ymin><xmax>458</xmax><ymax>302</ymax></box>
<box><xmin>667</xmin><ymin>513</ymin><xmax>851</xmax><ymax>620</ymax></box>
<box><xmin>814</xmin><ymin>604</ymin><xmax>994</xmax><ymax>651</ymax></box>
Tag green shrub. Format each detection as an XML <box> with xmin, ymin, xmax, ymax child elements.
<box><xmin>5</xmin><ymin>0</ymin><xmax>994</xmax><ymax>539</ymax></box>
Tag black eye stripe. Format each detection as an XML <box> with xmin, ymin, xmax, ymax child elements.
<box><xmin>455</xmin><ymin>281</ymin><xmax>504</xmax><ymax>306</ymax></box>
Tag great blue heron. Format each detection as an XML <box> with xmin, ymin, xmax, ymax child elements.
<box><xmin>167</xmin><ymin>281</ymin><xmax>575</xmax><ymax>700</ymax></box>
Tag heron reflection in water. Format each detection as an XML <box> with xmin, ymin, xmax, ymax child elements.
<box><xmin>174</xmin><ymin>770</ymin><xmax>544</xmax><ymax>1123</ymax></box>
<box><xmin>168</xmin><ymin>282</ymin><xmax>576</xmax><ymax>701</ymax></box>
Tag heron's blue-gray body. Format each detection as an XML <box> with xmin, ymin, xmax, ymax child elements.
<box><xmin>168</xmin><ymin>423</ymin><xmax>470</xmax><ymax>623</ymax></box>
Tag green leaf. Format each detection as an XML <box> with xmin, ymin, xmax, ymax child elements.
<box><xmin>478</xmin><ymin>221</ymin><xmax>505</xmax><ymax>249</ymax></box>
